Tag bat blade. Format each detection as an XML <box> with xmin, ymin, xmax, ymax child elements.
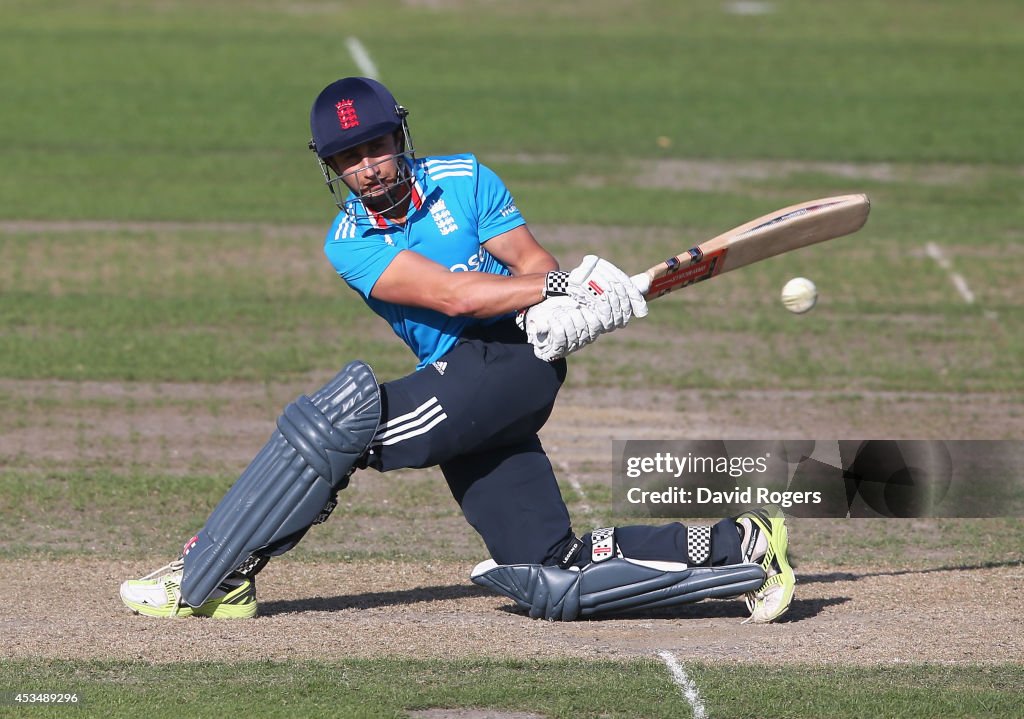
<box><xmin>631</xmin><ymin>194</ymin><xmax>871</xmax><ymax>299</ymax></box>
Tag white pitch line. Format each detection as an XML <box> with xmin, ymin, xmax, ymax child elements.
<box><xmin>925</xmin><ymin>241</ymin><xmax>976</xmax><ymax>304</ymax></box>
<box><xmin>657</xmin><ymin>650</ymin><xmax>708</xmax><ymax>719</ymax></box>
<box><xmin>345</xmin><ymin>36</ymin><xmax>379</xmax><ymax>79</ymax></box>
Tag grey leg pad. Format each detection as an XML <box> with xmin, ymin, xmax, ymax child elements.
<box><xmin>471</xmin><ymin>558</ymin><xmax>766</xmax><ymax>621</ymax></box>
<box><xmin>180</xmin><ymin>361</ymin><xmax>380</xmax><ymax>607</ymax></box>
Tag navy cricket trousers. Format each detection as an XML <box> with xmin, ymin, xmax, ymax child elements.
<box><xmin>364</xmin><ymin>319</ymin><xmax>741</xmax><ymax>568</ymax></box>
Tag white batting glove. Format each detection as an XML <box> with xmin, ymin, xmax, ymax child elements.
<box><xmin>544</xmin><ymin>255</ymin><xmax>649</xmax><ymax>330</ymax></box>
<box><xmin>517</xmin><ymin>296</ymin><xmax>605</xmax><ymax>362</ymax></box>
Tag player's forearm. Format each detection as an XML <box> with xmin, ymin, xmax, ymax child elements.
<box><xmin>442</xmin><ymin>234</ymin><xmax>558</xmax><ymax>317</ymax></box>
<box><xmin>439</xmin><ymin>271</ymin><xmax>548</xmax><ymax>318</ymax></box>
<box><xmin>369</xmin><ymin>246</ymin><xmax>556</xmax><ymax>318</ymax></box>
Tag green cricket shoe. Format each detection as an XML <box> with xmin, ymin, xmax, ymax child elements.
<box><xmin>735</xmin><ymin>504</ymin><xmax>796</xmax><ymax>623</ymax></box>
<box><xmin>120</xmin><ymin>559</ymin><xmax>257</xmax><ymax>619</ymax></box>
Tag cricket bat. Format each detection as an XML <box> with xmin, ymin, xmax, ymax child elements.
<box><xmin>630</xmin><ymin>194</ymin><xmax>871</xmax><ymax>300</ymax></box>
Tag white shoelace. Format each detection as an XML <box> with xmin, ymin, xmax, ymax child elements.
<box><xmin>140</xmin><ymin>558</ymin><xmax>184</xmax><ymax>580</ymax></box>
<box><xmin>140</xmin><ymin>558</ymin><xmax>185</xmax><ymax>617</ymax></box>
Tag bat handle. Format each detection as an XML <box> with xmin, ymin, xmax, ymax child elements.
<box><xmin>630</xmin><ymin>273</ymin><xmax>651</xmax><ymax>297</ymax></box>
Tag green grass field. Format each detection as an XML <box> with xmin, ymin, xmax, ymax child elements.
<box><xmin>2</xmin><ymin>1</ymin><xmax>1023</xmax><ymax>717</ymax></box>
<box><xmin>3</xmin><ymin>659</ymin><xmax>1023</xmax><ymax>719</ymax></box>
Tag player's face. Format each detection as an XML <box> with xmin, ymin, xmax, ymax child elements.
<box><xmin>327</xmin><ymin>133</ymin><xmax>404</xmax><ymax>203</ymax></box>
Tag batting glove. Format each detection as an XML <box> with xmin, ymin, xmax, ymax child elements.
<box><xmin>518</xmin><ymin>296</ymin><xmax>605</xmax><ymax>362</ymax></box>
<box><xmin>544</xmin><ymin>255</ymin><xmax>649</xmax><ymax>331</ymax></box>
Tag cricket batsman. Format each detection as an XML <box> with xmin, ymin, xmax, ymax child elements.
<box><xmin>119</xmin><ymin>77</ymin><xmax>796</xmax><ymax>622</ymax></box>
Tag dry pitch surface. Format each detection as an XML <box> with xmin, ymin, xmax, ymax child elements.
<box><xmin>2</xmin><ymin>379</ymin><xmax>1022</xmax><ymax>666</ymax></box>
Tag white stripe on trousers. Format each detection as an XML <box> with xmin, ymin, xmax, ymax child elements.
<box><xmin>373</xmin><ymin>396</ymin><xmax>448</xmax><ymax>446</ymax></box>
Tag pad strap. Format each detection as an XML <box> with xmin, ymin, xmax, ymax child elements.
<box><xmin>557</xmin><ymin>536</ymin><xmax>585</xmax><ymax>569</ymax></box>
<box><xmin>590</xmin><ymin>527</ymin><xmax>620</xmax><ymax>563</ymax></box>
<box><xmin>686</xmin><ymin>525</ymin><xmax>713</xmax><ymax>567</ymax></box>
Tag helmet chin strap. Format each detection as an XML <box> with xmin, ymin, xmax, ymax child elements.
<box><xmin>355</xmin><ymin>159</ymin><xmax>413</xmax><ymax>218</ymax></box>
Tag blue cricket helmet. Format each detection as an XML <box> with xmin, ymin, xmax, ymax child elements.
<box><xmin>309</xmin><ymin>77</ymin><xmax>408</xmax><ymax>159</ymax></box>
